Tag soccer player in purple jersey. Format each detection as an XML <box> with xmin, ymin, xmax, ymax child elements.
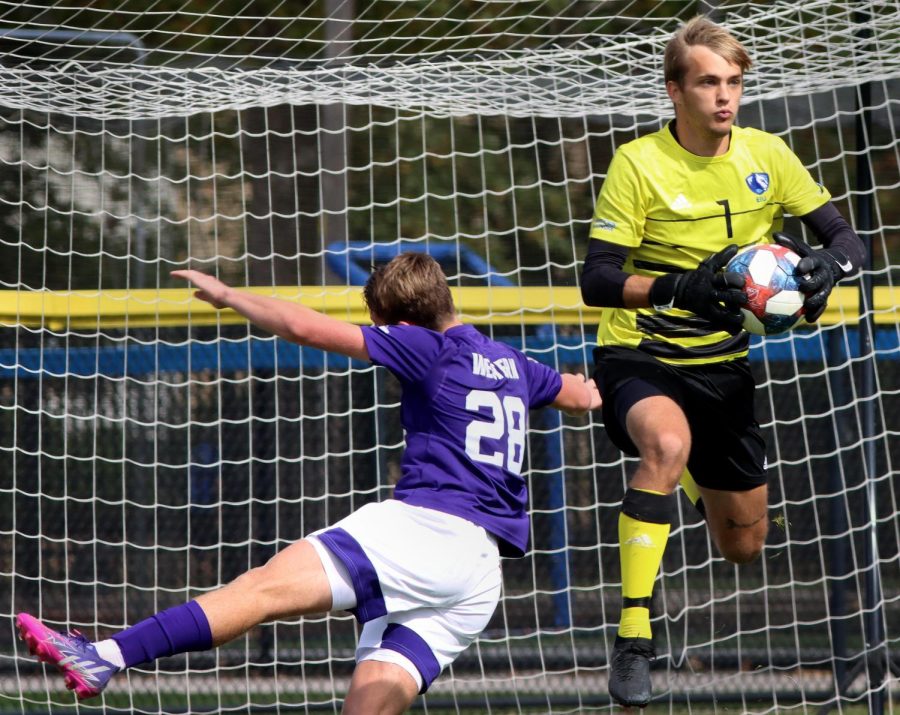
<box><xmin>17</xmin><ymin>252</ymin><xmax>600</xmax><ymax>714</ymax></box>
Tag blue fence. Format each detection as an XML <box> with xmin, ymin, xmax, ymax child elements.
<box><xmin>0</xmin><ymin>329</ymin><xmax>896</xmax><ymax>380</ymax></box>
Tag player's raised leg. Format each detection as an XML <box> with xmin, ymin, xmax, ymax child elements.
<box><xmin>194</xmin><ymin>539</ymin><xmax>333</xmax><ymax>645</ymax></box>
<box><xmin>700</xmin><ymin>483</ymin><xmax>769</xmax><ymax>564</ymax></box>
<box><xmin>18</xmin><ymin>539</ymin><xmax>334</xmax><ymax>699</ymax></box>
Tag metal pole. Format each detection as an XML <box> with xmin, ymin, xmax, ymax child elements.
<box><xmin>853</xmin><ymin>11</ymin><xmax>886</xmax><ymax>715</ymax></box>
<box><xmin>826</xmin><ymin>330</ymin><xmax>849</xmax><ymax>696</ymax></box>
<box><xmin>543</xmin><ymin>406</ymin><xmax>571</xmax><ymax>628</ymax></box>
<box><xmin>0</xmin><ymin>28</ymin><xmax>146</xmax><ymax>53</ymax></box>
<box><xmin>320</xmin><ymin>0</ymin><xmax>354</xmax><ymax>282</ymax></box>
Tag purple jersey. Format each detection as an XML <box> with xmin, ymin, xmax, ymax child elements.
<box><xmin>361</xmin><ymin>323</ymin><xmax>562</xmax><ymax>557</ymax></box>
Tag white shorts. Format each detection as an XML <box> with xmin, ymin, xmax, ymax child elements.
<box><xmin>307</xmin><ymin>499</ymin><xmax>502</xmax><ymax>693</ymax></box>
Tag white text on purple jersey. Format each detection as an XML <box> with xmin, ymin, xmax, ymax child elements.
<box><xmin>472</xmin><ymin>353</ymin><xmax>520</xmax><ymax>380</ymax></box>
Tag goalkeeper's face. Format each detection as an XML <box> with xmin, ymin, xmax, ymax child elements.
<box><xmin>667</xmin><ymin>44</ymin><xmax>744</xmax><ymax>151</ymax></box>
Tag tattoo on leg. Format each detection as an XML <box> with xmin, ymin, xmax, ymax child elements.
<box><xmin>726</xmin><ymin>512</ymin><xmax>767</xmax><ymax>530</ymax></box>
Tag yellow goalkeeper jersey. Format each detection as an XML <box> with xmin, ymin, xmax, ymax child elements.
<box><xmin>589</xmin><ymin>122</ymin><xmax>830</xmax><ymax>365</ymax></box>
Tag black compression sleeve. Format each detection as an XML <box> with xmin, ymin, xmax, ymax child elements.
<box><xmin>799</xmin><ymin>202</ymin><xmax>867</xmax><ymax>277</ymax></box>
<box><xmin>580</xmin><ymin>239</ymin><xmax>630</xmax><ymax>307</ymax></box>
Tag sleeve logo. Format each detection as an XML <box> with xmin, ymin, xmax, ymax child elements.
<box><xmin>592</xmin><ymin>218</ymin><xmax>617</xmax><ymax>231</ymax></box>
<box><xmin>745</xmin><ymin>172</ymin><xmax>770</xmax><ymax>195</ymax></box>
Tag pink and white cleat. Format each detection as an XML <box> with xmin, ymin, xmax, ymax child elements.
<box><xmin>16</xmin><ymin>613</ymin><xmax>118</xmax><ymax>699</ymax></box>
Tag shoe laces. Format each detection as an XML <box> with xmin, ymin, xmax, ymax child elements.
<box><xmin>66</xmin><ymin>631</ymin><xmax>94</xmax><ymax>651</ymax></box>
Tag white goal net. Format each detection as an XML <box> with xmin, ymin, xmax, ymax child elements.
<box><xmin>0</xmin><ymin>1</ymin><xmax>898</xmax><ymax>712</ymax></box>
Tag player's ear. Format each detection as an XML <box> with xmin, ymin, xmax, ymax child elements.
<box><xmin>666</xmin><ymin>80</ymin><xmax>681</xmax><ymax>104</ymax></box>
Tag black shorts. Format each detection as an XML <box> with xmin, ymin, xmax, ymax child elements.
<box><xmin>593</xmin><ymin>345</ymin><xmax>767</xmax><ymax>491</ymax></box>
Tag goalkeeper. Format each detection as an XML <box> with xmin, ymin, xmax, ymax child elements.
<box><xmin>18</xmin><ymin>252</ymin><xmax>600</xmax><ymax>713</ymax></box>
<box><xmin>579</xmin><ymin>15</ymin><xmax>865</xmax><ymax>709</ymax></box>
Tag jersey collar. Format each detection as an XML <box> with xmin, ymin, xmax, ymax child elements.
<box><xmin>665</xmin><ymin>120</ymin><xmax>736</xmax><ymax>164</ymax></box>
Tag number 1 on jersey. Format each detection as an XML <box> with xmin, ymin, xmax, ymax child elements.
<box><xmin>716</xmin><ymin>199</ymin><xmax>733</xmax><ymax>238</ymax></box>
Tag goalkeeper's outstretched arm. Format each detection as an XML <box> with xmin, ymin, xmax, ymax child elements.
<box><xmin>172</xmin><ymin>270</ymin><xmax>369</xmax><ymax>361</ymax></box>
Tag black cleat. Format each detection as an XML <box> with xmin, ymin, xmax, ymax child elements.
<box><xmin>608</xmin><ymin>635</ymin><xmax>655</xmax><ymax>708</ymax></box>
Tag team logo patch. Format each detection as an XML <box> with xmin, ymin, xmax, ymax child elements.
<box><xmin>745</xmin><ymin>172</ymin><xmax>770</xmax><ymax>194</ymax></box>
<box><xmin>592</xmin><ymin>218</ymin><xmax>617</xmax><ymax>232</ymax></box>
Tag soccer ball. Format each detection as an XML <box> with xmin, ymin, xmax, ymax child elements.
<box><xmin>726</xmin><ymin>244</ymin><xmax>806</xmax><ymax>336</ymax></box>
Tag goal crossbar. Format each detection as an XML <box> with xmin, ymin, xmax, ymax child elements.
<box><xmin>0</xmin><ymin>286</ymin><xmax>895</xmax><ymax>330</ymax></box>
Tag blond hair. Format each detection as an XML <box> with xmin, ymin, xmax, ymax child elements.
<box><xmin>363</xmin><ymin>252</ymin><xmax>456</xmax><ymax>330</ymax></box>
<box><xmin>664</xmin><ymin>16</ymin><xmax>752</xmax><ymax>85</ymax></box>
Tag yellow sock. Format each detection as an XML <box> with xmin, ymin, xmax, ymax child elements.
<box><xmin>619</xmin><ymin>606</ymin><xmax>652</xmax><ymax>640</ymax></box>
<box><xmin>617</xmin><ymin>488</ymin><xmax>672</xmax><ymax>640</ymax></box>
<box><xmin>679</xmin><ymin>468</ymin><xmax>706</xmax><ymax>518</ymax></box>
<box><xmin>679</xmin><ymin>468</ymin><xmax>700</xmax><ymax>506</ymax></box>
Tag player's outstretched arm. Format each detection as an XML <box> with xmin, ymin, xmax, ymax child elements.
<box><xmin>552</xmin><ymin>373</ymin><xmax>601</xmax><ymax>416</ymax></box>
<box><xmin>171</xmin><ymin>270</ymin><xmax>369</xmax><ymax>361</ymax></box>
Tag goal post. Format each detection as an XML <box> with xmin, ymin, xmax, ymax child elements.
<box><xmin>0</xmin><ymin>2</ymin><xmax>898</xmax><ymax>713</ymax></box>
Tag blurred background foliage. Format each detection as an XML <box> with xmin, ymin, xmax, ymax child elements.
<box><xmin>0</xmin><ymin>1</ymin><xmax>894</xmax><ymax>291</ymax></box>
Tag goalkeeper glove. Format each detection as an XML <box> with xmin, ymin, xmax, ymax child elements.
<box><xmin>648</xmin><ymin>244</ymin><xmax>747</xmax><ymax>335</ymax></box>
<box><xmin>773</xmin><ymin>232</ymin><xmax>851</xmax><ymax>323</ymax></box>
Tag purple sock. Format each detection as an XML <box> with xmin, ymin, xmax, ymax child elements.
<box><xmin>112</xmin><ymin>600</ymin><xmax>213</xmax><ymax>668</ymax></box>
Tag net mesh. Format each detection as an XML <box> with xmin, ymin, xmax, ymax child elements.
<box><xmin>0</xmin><ymin>2</ymin><xmax>897</xmax><ymax>119</ymax></box>
<box><xmin>0</xmin><ymin>1</ymin><xmax>898</xmax><ymax>712</ymax></box>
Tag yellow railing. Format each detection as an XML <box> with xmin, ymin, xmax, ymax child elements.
<box><xmin>0</xmin><ymin>286</ymin><xmax>896</xmax><ymax>330</ymax></box>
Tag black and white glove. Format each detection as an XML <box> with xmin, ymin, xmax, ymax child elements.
<box><xmin>648</xmin><ymin>244</ymin><xmax>747</xmax><ymax>335</ymax></box>
<box><xmin>773</xmin><ymin>232</ymin><xmax>851</xmax><ymax>323</ymax></box>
